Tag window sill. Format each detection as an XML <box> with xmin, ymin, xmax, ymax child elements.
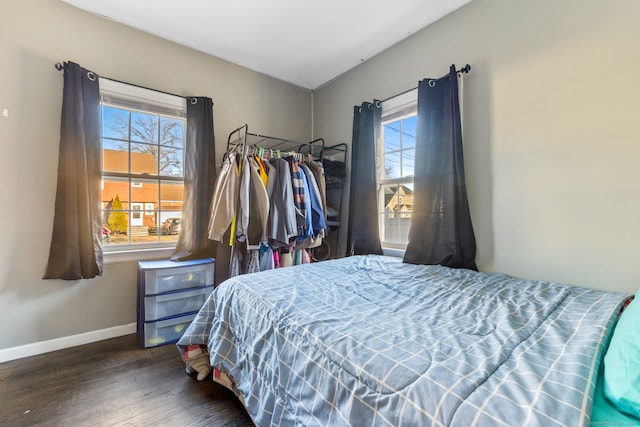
<box><xmin>103</xmin><ymin>246</ymin><xmax>176</xmax><ymax>264</ymax></box>
<box><xmin>382</xmin><ymin>247</ymin><xmax>406</xmax><ymax>258</ymax></box>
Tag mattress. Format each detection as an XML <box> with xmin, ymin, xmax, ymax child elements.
<box><xmin>178</xmin><ymin>255</ymin><xmax>628</xmax><ymax>426</ymax></box>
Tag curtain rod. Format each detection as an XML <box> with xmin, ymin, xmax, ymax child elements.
<box><xmin>380</xmin><ymin>64</ymin><xmax>471</xmax><ymax>104</ymax></box>
<box><xmin>54</xmin><ymin>62</ymin><xmax>191</xmax><ymax>101</ymax></box>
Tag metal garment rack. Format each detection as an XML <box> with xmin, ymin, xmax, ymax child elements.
<box><xmin>224</xmin><ymin>124</ymin><xmax>348</xmax><ymax>260</ymax></box>
<box><xmin>320</xmin><ymin>142</ymin><xmax>348</xmax><ymax>224</ymax></box>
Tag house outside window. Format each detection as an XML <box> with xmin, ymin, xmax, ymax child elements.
<box><xmin>377</xmin><ymin>89</ymin><xmax>417</xmax><ymax>250</ymax></box>
<box><xmin>99</xmin><ymin>79</ymin><xmax>186</xmax><ymax>254</ymax></box>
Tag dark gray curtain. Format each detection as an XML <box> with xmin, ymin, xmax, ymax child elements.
<box><xmin>171</xmin><ymin>97</ymin><xmax>217</xmax><ymax>261</ymax></box>
<box><xmin>44</xmin><ymin>61</ymin><xmax>103</xmax><ymax>280</ymax></box>
<box><xmin>346</xmin><ymin>101</ymin><xmax>383</xmax><ymax>256</ymax></box>
<box><xmin>403</xmin><ymin>65</ymin><xmax>477</xmax><ymax>270</ymax></box>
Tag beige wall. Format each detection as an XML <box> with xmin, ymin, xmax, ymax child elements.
<box><xmin>314</xmin><ymin>0</ymin><xmax>640</xmax><ymax>293</ymax></box>
<box><xmin>0</xmin><ymin>0</ymin><xmax>311</xmax><ymax>350</ymax></box>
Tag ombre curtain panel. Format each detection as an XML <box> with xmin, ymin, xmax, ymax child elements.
<box><xmin>44</xmin><ymin>61</ymin><xmax>103</xmax><ymax>280</ymax></box>
<box><xmin>346</xmin><ymin>101</ymin><xmax>383</xmax><ymax>256</ymax></box>
<box><xmin>403</xmin><ymin>65</ymin><xmax>477</xmax><ymax>270</ymax></box>
<box><xmin>171</xmin><ymin>97</ymin><xmax>217</xmax><ymax>261</ymax></box>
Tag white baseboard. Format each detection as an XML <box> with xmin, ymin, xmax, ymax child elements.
<box><xmin>0</xmin><ymin>323</ymin><xmax>137</xmax><ymax>363</ymax></box>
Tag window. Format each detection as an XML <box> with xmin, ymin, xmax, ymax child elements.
<box><xmin>99</xmin><ymin>79</ymin><xmax>187</xmax><ymax>256</ymax></box>
<box><xmin>377</xmin><ymin>89</ymin><xmax>417</xmax><ymax>250</ymax></box>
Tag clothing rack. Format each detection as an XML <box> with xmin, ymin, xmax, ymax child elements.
<box><xmin>225</xmin><ymin>124</ymin><xmax>326</xmax><ymax>163</ymax></box>
<box><xmin>321</xmin><ymin>142</ymin><xmax>348</xmax><ymax>226</ymax></box>
<box><xmin>223</xmin><ymin>124</ymin><xmax>348</xmax><ymax>261</ymax></box>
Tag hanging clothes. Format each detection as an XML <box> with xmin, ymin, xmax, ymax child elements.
<box><xmin>287</xmin><ymin>156</ymin><xmax>308</xmax><ymax>239</ymax></box>
<box><xmin>292</xmin><ymin>164</ymin><xmax>321</xmax><ymax>250</ymax></box>
<box><xmin>296</xmin><ymin>161</ymin><xmax>314</xmax><ymax>243</ymax></box>
<box><xmin>242</xmin><ymin>249</ymin><xmax>261</xmax><ymax>274</ymax></box>
<box><xmin>208</xmin><ymin>153</ymin><xmax>240</xmax><ymax>241</ymax></box>
<box><xmin>255</xmin><ymin>156</ymin><xmax>269</xmax><ymax>187</ymax></box>
<box><xmin>259</xmin><ymin>246</ymin><xmax>274</xmax><ymax>271</ymax></box>
<box><xmin>306</xmin><ymin>160</ymin><xmax>328</xmax><ymax>225</ymax></box>
<box><xmin>273</xmin><ymin>249</ymin><xmax>280</xmax><ymax>268</ymax></box>
<box><xmin>280</xmin><ymin>250</ymin><xmax>293</xmax><ymax>267</ymax></box>
<box><xmin>246</xmin><ymin>156</ymin><xmax>269</xmax><ymax>247</ymax></box>
<box><xmin>235</xmin><ymin>156</ymin><xmax>251</xmax><ymax>243</ymax></box>
<box><xmin>211</xmin><ymin>139</ymin><xmax>336</xmax><ymax>279</ymax></box>
<box><xmin>300</xmin><ymin>163</ymin><xmax>327</xmax><ymax>238</ymax></box>
<box><xmin>229</xmin><ymin>243</ymin><xmax>242</xmax><ymax>277</ymax></box>
<box><xmin>266</xmin><ymin>157</ymin><xmax>297</xmax><ymax>248</ymax></box>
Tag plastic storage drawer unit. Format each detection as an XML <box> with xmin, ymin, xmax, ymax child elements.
<box><xmin>143</xmin><ymin>286</ymin><xmax>214</xmax><ymax>321</ymax></box>
<box><xmin>140</xmin><ymin>259</ymin><xmax>215</xmax><ymax>295</ymax></box>
<box><xmin>137</xmin><ymin>258</ymin><xmax>215</xmax><ymax>348</ymax></box>
<box><xmin>142</xmin><ymin>312</ymin><xmax>197</xmax><ymax>348</ymax></box>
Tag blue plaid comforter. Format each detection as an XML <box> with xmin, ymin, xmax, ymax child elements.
<box><xmin>177</xmin><ymin>255</ymin><xmax>628</xmax><ymax>426</ymax></box>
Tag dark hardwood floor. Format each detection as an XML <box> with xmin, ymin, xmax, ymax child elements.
<box><xmin>0</xmin><ymin>334</ymin><xmax>254</xmax><ymax>427</ymax></box>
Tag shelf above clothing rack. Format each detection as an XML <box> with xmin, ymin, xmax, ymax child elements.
<box><xmin>225</xmin><ymin>124</ymin><xmax>326</xmax><ymax>161</ymax></box>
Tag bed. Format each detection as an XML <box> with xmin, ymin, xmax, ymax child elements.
<box><xmin>177</xmin><ymin>255</ymin><xmax>635</xmax><ymax>426</ymax></box>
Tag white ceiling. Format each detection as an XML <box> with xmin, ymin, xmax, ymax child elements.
<box><xmin>60</xmin><ymin>0</ymin><xmax>472</xmax><ymax>90</ymax></box>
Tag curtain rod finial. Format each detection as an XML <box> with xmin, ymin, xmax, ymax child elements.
<box><xmin>55</xmin><ymin>62</ymin><xmax>64</xmax><ymax>71</ymax></box>
<box><xmin>457</xmin><ymin>64</ymin><xmax>471</xmax><ymax>74</ymax></box>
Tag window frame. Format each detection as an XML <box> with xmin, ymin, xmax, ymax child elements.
<box><xmin>99</xmin><ymin>78</ymin><xmax>187</xmax><ymax>263</ymax></box>
<box><xmin>377</xmin><ymin>89</ymin><xmax>418</xmax><ymax>253</ymax></box>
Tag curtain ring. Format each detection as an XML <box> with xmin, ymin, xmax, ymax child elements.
<box><xmin>374</xmin><ymin>100</ymin><xmax>381</xmax><ymax>108</ymax></box>
<box><xmin>87</xmin><ymin>71</ymin><xmax>96</xmax><ymax>81</ymax></box>
<box><xmin>190</xmin><ymin>97</ymin><xmax>198</xmax><ymax>104</ymax></box>
<box><xmin>367</xmin><ymin>103</ymin><xmax>373</xmax><ymax>110</ymax></box>
<box><xmin>428</xmin><ymin>79</ymin><xmax>437</xmax><ymax>88</ymax></box>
